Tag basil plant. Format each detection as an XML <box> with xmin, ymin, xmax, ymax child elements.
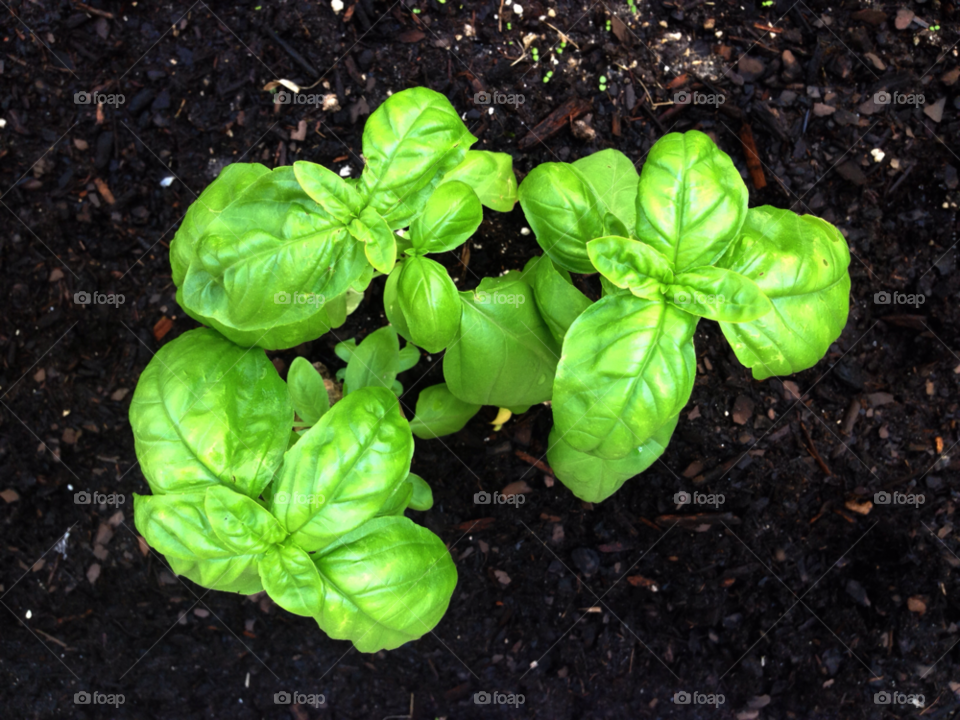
<box><xmin>170</xmin><ymin>87</ymin><xmax>516</xmax><ymax>350</ymax></box>
<box><xmin>130</xmin><ymin>328</ymin><xmax>455</xmax><ymax>652</ymax></box>
<box><xmin>511</xmin><ymin>130</ymin><xmax>851</xmax><ymax>502</ymax></box>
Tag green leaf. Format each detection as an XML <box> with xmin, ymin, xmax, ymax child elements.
<box><xmin>397</xmin><ymin>344</ymin><xmax>421</xmax><ymax>372</ymax></box>
<box><xmin>270</xmin><ymin>387</ymin><xmax>413</xmax><ymax>551</ymax></box>
<box><xmin>440</xmin><ymin>150</ymin><xmax>518</xmax><ymax>212</ymax></box>
<box><xmin>354</xmin><ymin>206</ymin><xmax>397</xmax><ymax>274</ymax></box>
<box><xmin>408</xmin><ymin>383</ymin><xmax>481</xmax><ymax>439</ymax></box>
<box><xmin>517</xmin><ymin>162</ymin><xmax>606</xmax><ymax>274</ymax></box>
<box><xmin>635</xmin><ymin>130</ymin><xmax>748</xmax><ymax>273</ymax></box>
<box><xmin>405</xmin><ymin>473</ymin><xmax>434</xmax><ymax>511</ymax></box>
<box><xmin>287</xmin><ymin>357</ymin><xmax>330</xmax><ymax>426</ymax></box>
<box><xmin>204</xmin><ymin>485</ymin><xmax>287</xmax><ymax>554</ymax></box>
<box><xmin>361</xmin><ymin>87</ymin><xmax>477</xmax><ymax>229</ymax></box>
<box><xmin>717</xmin><ymin>206</ymin><xmax>851</xmax><ymax>379</ymax></box>
<box><xmin>553</xmin><ymin>295</ymin><xmax>698</xmax><ymax>459</ymax></box>
<box><xmin>172</xmin><ymin>165</ymin><xmax>369</xmax><ymax>350</ymax></box>
<box><xmin>443</xmin><ymin>272</ymin><xmax>560</xmax><ymax>407</ymax></box>
<box><xmin>259</xmin><ymin>542</ymin><xmax>324</xmax><ymax>617</ymax></box>
<box><xmin>293</xmin><ymin>160</ymin><xmax>364</xmax><ymax>224</ymax></box>
<box><xmin>586</xmin><ymin>236</ymin><xmax>673</xmax><ymax>299</ymax></box>
<box><xmin>521</xmin><ymin>255</ymin><xmax>592</xmax><ymax>346</ymax></box>
<box><xmin>167</xmin><ymin>554</ymin><xmax>264</xmax><ymax>595</ymax></box>
<box><xmin>129</xmin><ymin>328</ymin><xmax>292</xmax><ymax>497</ymax></box>
<box><xmin>409</xmin><ymin>181</ymin><xmax>483</xmax><ymax>254</ymax></box>
<box><xmin>547</xmin><ymin>413</ymin><xmax>679</xmax><ymax>502</ymax></box>
<box><xmin>396</xmin><ymin>257</ymin><xmax>462</xmax><ymax>353</ymax></box>
<box><xmin>383</xmin><ymin>267</ymin><xmax>413</xmax><ymax>343</ymax></box>
<box><xmin>334</xmin><ymin>338</ymin><xmax>358</xmax><ymax>363</ymax></box>
<box><xmin>571</xmin><ymin>148</ymin><xmax>639</xmax><ymax>232</ymax></box>
<box><xmin>344</xmin><ymin>326</ymin><xmax>401</xmax><ymax>395</ymax></box>
<box><xmin>313</xmin><ymin>516</ymin><xmax>457</xmax><ymax>652</ymax></box>
<box><xmin>667</xmin><ymin>266</ymin><xmax>772</xmax><ymax>322</ymax></box>
<box><xmin>134</xmin><ymin>493</ymin><xmax>236</xmax><ymax>559</ymax></box>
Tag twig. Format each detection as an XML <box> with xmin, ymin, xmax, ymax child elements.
<box><xmin>74</xmin><ymin>2</ymin><xmax>114</xmax><ymax>19</ymax></box>
<box><xmin>545</xmin><ymin>22</ymin><xmax>579</xmax><ymax>49</ymax></box>
<box><xmin>800</xmin><ymin>421</ymin><xmax>833</xmax><ymax>476</ymax></box>
<box><xmin>262</xmin><ymin>25</ymin><xmax>319</xmax><ymax>78</ymax></box>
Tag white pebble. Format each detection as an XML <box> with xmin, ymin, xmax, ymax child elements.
<box><xmin>331</xmin><ymin>0</ymin><xmax>344</xmax><ymax>13</ymax></box>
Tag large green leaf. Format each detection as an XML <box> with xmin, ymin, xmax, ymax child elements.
<box><xmin>173</xmin><ymin>165</ymin><xmax>369</xmax><ymax>350</ymax></box>
<box><xmin>717</xmin><ymin>206</ymin><xmax>851</xmax><ymax>379</ymax></box>
<box><xmin>408</xmin><ymin>383</ymin><xmax>481</xmax><ymax>439</ymax></box>
<box><xmin>571</xmin><ymin>149</ymin><xmax>639</xmax><ymax>232</ymax></box>
<box><xmin>129</xmin><ymin>328</ymin><xmax>292</xmax><ymax>497</ymax></box>
<box><xmin>293</xmin><ymin>160</ymin><xmax>364</xmax><ymax>224</ymax></box>
<box><xmin>440</xmin><ymin>150</ymin><xmax>518</xmax><ymax>212</ymax></box>
<box><xmin>270</xmin><ymin>387</ymin><xmax>413</xmax><ymax>552</ymax></box>
<box><xmin>521</xmin><ymin>255</ymin><xmax>592</xmax><ymax>346</ymax></box>
<box><xmin>395</xmin><ymin>257</ymin><xmax>462</xmax><ymax>353</ymax></box>
<box><xmin>547</xmin><ymin>413</ymin><xmax>679</xmax><ymax>502</ymax></box>
<box><xmin>667</xmin><ymin>266</ymin><xmax>772</xmax><ymax>322</ymax></box>
<box><xmin>517</xmin><ymin>163</ymin><xmax>605</xmax><ymax>274</ymax></box>
<box><xmin>361</xmin><ymin>87</ymin><xmax>477</xmax><ymax>229</ymax></box>
<box><xmin>313</xmin><ymin>516</ymin><xmax>457</xmax><ymax>652</ymax></box>
<box><xmin>553</xmin><ymin>295</ymin><xmax>698</xmax><ymax>459</ymax></box>
<box><xmin>443</xmin><ymin>272</ymin><xmax>560</xmax><ymax>408</ymax></box>
<box><xmin>408</xmin><ymin>181</ymin><xmax>483</xmax><ymax>254</ymax></box>
<box><xmin>635</xmin><ymin>130</ymin><xmax>748</xmax><ymax>273</ymax></box>
<box><xmin>259</xmin><ymin>542</ymin><xmax>324</xmax><ymax>617</ymax></box>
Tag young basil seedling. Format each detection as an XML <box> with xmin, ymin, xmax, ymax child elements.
<box><xmin>130</xmin><ymin>328</ymin><xmax>455</xmax><ymax>652</ymax></box>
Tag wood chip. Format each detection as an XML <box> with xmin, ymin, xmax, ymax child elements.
<box><xmin>732</xmin><ymin>395</ymin><xmax>754</xmax><ymax>425</ymax></box>
<box><xmin>688</xmin><ymin>405</ymin><xmax>701</xmax><ymax>420</ymax></box>
<box><xmin>95</xmin><ymin>523</ymin><xmax>114</xmax><ymax>546</ymax></box>
<box><xmin>682</xmin><ymin>461</ymin><xmax>703</xmax><ymax>478</ymax></box>
<box><xmin>813</xmin><ymin>102</ymin><xmax>836</xmax><ymax>116</ymax></box>
<box><xmin>34</xmin><ymin>368</ymin><xmax>46</xmax><ymax>383</ymax></box>
<box><xmin>867</xmin><ymin>392</ymin><xmax>895</xmax><ymax>407</ymax></box>
<box><xmin>87</xmin><ymin>563</ymin><xmax>101</xmax><ymax>584</ymax></box>
<box><xmin>398</xmin><ymin>29</ymin><xmax>425</xmax><ymax>43</ymax></box>
<box><xmin>924</xmin><ymin>97</ymin><xmax>946</xmax><ymax>123</ymax></box>
<box><xmin>137</xmin><ymin>535</ymin><xmax>150</xmax><ymax>556</ymax></box>
<box><xmin>610</xmin><ymin>15</ymin><xmax>629</xmax><ymax>44</ymax></box>
<box><xmin>457</xmin><ymin>517</ymin><xmax>494</xmax><ymax>532</ymax></box>
<box><xmin>942</xmin><ymin>68</ymin><xmax>960</xmax><ymax>86</ymax></box>
<box><xmin>49</xmin><ymin>268</ymin><xmax>64</xmax><ymax>282</ymax></box>
<box><xmin>62</xmin><ymin>428</ymin><xmax>82</xmax><ymax>445</ymax></box>
<box><xmin>627</xmin><ymin>575</ymin><xmax>658</xmax><ymax>589</ymax></box>
<box><xmin>501</xmin><ymin>480</ymin><xmax>532</xmax><ymax>498</ymax></box>
<box><xmin>94</xmin><ymin>177</ymin><xmax>115</xmax><ymax>204</ymax></box>
<box><xmin>153</xmin><ymin>316</ymin><xmax>174</xmax><ymax>341</ymax></box>
<box><xmin>895</xmin><ymin>8</ymin><xmax>915</xmax><ymax>30</ymax></box>
<box><xmin>907</xmin><ymin>596</ymin><xmax>926</xmax><ymax>614</ymax></box>
<box><xmin>73</xmin><ymin>138</ymin><xmax>89</xmax><ymax>150</ymax></box>
<box><xmin>864</xmin><ymin>52</ymin><xmax>886</xmax><ymax>71</ymax></box>
<box><xmin>108</xmin><ymin>510</ymin><xmax>124</xmax><ymax>527</ymax></box>
<box><xmin>494</xmin><ymin>569</ymin><xmax>511</xmax><ymax>585</ymax></box>
<box><xmin>0</xmin><ymin>489</ymin><xmax>20</xmax><ymax>503</ymax></box>
<box><xmin>844</xmin><ymin>499</ymin><xmax>873</xmax><ymax>515</ymax></box>
<box><xmin>290</xmin><ymin>119</ymin><xmax>308</xmax><ymax>142</ymax></box>
<box><xmin>781</xmin><ymin>380</ymin><xmax>802</xmax><ymax>402</ymax></box>
<box><xmin>110</xmin><ymin>388</ymin><xmax>130</xmax><ymax>401</ymax></box>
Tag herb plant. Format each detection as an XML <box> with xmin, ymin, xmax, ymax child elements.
<box><xmin>517</xmin><ymin>131</ymin><xmax>851</xmax><ymax>501</ymax></box>
<box><xmin>130</xmin><ymin>328</ymin><xmax>455</xmax><ymax>652</ymax></box>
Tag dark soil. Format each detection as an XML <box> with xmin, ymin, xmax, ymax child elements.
<box><xmin>1</xmin><ymin>1</ymin><xmax>959</xmax><ymax>718</ymax></box>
